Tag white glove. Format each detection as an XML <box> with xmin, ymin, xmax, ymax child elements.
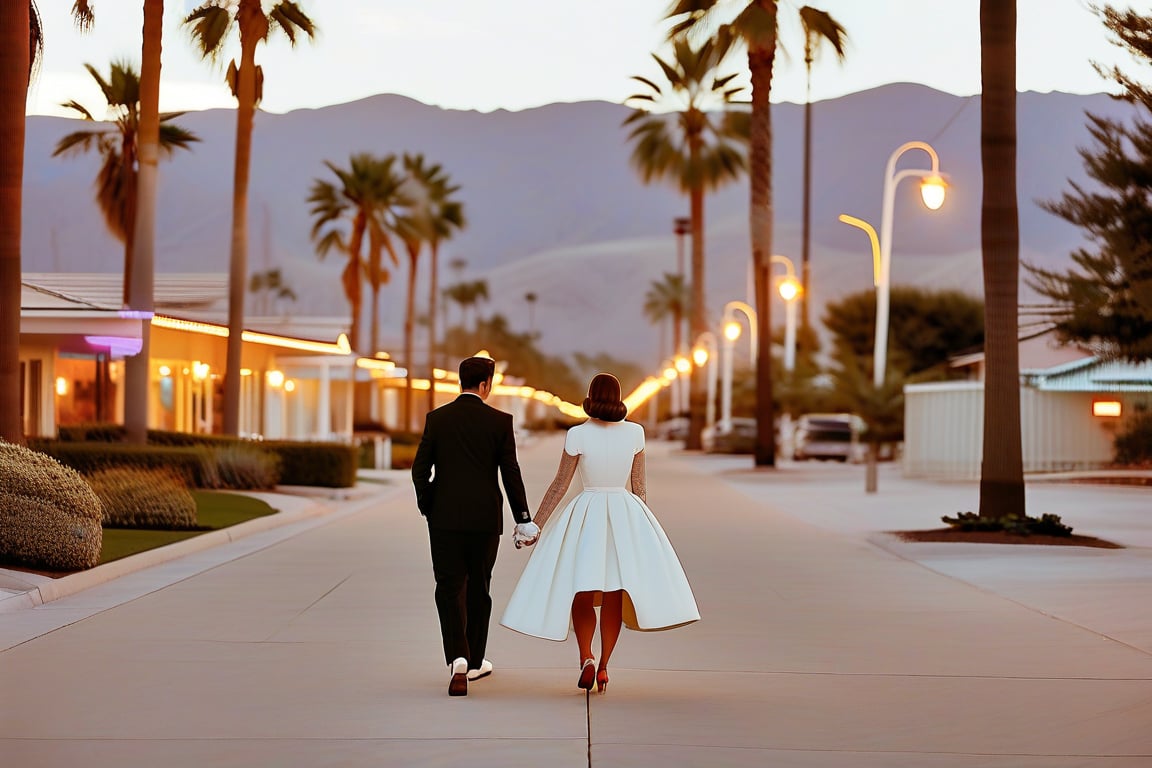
<box><xmin>513</xmin><ymin>521</ymin><xmax>540</xmax><ymax>549</ymax></box>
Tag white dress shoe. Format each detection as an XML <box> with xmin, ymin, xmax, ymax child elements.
<box><xmin>467</xmin><ymin>659</ymin><xmax>493</xmax><ymax>681</ymax></box>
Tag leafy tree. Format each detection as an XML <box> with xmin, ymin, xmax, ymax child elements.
<box><xmin>184</xmin><ymin>0</ymin><xmax>316</xmax><ymax>437</ymax></box>
<box><xmin>669</xmin><ymin>1</ymin><xmax>848</xmax><ymax>466</ymax></box>
<box><xmin>823</xmin><ymin>286</ymin><xmax>985</xmax><ymax>381</ymax></box>
<box><xmin>643</xmin><ymin>273</ymin><xmax>689</xmax><ymax>362</ymax></box>
<box><xmin>248</xmin><ymin>267</ymin><xmax>297</xmax><ymax>313</ymax></box>
<box><xmin>1027</xmin><ymin>5</ymin><xmax>1152</xmax><ymax>363</ymax></box>
<box><xmin>625</xmin><ymin>34</ymin><xmax>747</xmax><ymax>449</ymax></box>
<box><xmin>53</xmin><ymin>61</ymin><xmax>198</xmax><ymax>304</ymax></box>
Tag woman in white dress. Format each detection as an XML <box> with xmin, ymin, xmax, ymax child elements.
<box><xmin>501</xmin><ymin>373</ymin><xmax>699</xmax><ymax>693</ymax></box>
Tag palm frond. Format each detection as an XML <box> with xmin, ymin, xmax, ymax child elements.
<box><xmin>52</xmin><ymin>130</ymin><xmax>108</xmax><ymax>157</ymax></box>
<box><xmin>59</xmin><ymin>100</ymin><xmax>96</xmax><ymax>121</ymax></box>
<box><xmin>157</xmin><ymin>123</ymin><xmax>201</xmax><ymax>154</ymax></box>
<box><xmin>71</xmin><ymin>0</ymin><xmax>95</xmax><ymax>31</ymax></box>
<box><xmin>184</xmin><ymin>4</ymin><xmax>233</xmax><ymax>61</ymax></box>
<box><xmin>269</xmin><ymin>2</ymin><xmax>318</xmax><ymax>45</ymax></box>
<box><xmin>313</xmin><ymin>229</ymin><xmax>345</xmax><ymax>259</ymax></box>
<box><xmin>799</xmin><ymin>6</ymin><xmax>848</xmax><ymax>62</ymax></box>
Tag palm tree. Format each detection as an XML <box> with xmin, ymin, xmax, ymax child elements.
<box><xmin>184</xmin><ymin>0</ymin><xmax>316</xmax><ymax>437</ymax></box>
<box><xmin>798</xmin><ymin>6</ymin><xmax>846</xmax><ymax>333</ymax></box>
<box><xmin>644</xmin><ymin>272</ymin><xmax>690</xmax><ymax>363</ymax></box>
<box><xmin>53</xmin><ymin>61</ymin><xmax>198</xmax><ymax>304</ymax></box>
<box><xmin>1</xmin><ymin>1</ymin><xmax>94</xmax><ymax>444</ymax></box>
<box><xmin>123</xmin><ymin>0</ymin><xmax>165</xmax><ymax>445</ymax></box>
<box><xmin>625</xmin><ymin>34</ymin><xmax>747</xmax><ymax>449</ymax></box>
<box><xmin>309</xmin><ymin>153</ymin><xmax>402</xmax><ymax>356</ymax></box>
<box><xmin>669</xmin><ymin>1</ymin><xmax>848</xmax><ymax>466</ymax></box>
<box><xmin>248</xmin><ymin>267</ymin><xmax>297</xmax><ymax>313</ymax></box>
<box><xmin>423</xmin><ymin>182</ymin><xmax>465</xmax><ymax>415</ymax></box>
<box><xmin>978</xmin><ymin>0</ymin><xmax>1024</xmax><ymax>518</ymax></box>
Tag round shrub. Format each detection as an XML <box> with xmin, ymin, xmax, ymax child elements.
<box><xmin>0</xmin><ymin>441</ymin><xmax>103</xmax><ymax>571</ymax></box>
<box><xmin>86</xmin><ymin>466</ymin><xmax>198</xmax><ymax>530</ymax></box>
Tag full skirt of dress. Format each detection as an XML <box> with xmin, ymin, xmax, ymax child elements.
<box><xmin>500</xmin><ymin>487</ymin><xmax>700</xmax><ymax>641</ymax></box>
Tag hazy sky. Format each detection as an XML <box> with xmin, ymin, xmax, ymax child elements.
<box><xmin>27</xmin><ymin>1</ymin><xmax>1136</xmax><ymax>117</ymax></box>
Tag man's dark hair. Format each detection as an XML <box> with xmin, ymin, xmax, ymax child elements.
<box><xmin>459</xmin><ymin>357</ymin><xmax>496</xmax><ymax>390</ymax></box>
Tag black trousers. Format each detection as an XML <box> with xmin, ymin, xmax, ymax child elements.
<box><xmin>428</xmin><ymin>527</ymin><xmax>501</xmax><ymax>668</ymax></box>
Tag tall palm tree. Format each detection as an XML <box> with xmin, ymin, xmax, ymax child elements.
<box><xmin>1</xmin><ymin>1</ymin><xmax>94</xmax><ymax>444</ymax></box>
<box><xmin>423</xmin><ymin>178</ymin><xmax>465</xmax><ymax>415</ymax></box>
<box><xmin>798</xmin><ymin>6</ymin><xmax>846</xmax><ymax>333</ymax></box>
<box><xmin>184</xmin><ymin>0</ymin><xmax>316</xmax><ymax>437</ymax></box>
<box><xmin>669</xmin><ymin>1</ymin><xmax>848</xmax><ymax>466</ymax></box>
<box><xmin>644</xmin><ymin>272</ymin><xmax>690</xmax><ymax>363</ymax></box>
<box><xmin>309</xmin><ymin>153</ymin><xmax>402</xmax><ymax>356</ymax></box>
<box><xmin>53</xmin><ymin>61</ymin><xmax>198</xmax><ymax>304</ymax></box>
<box><xmin>978</xmin><ymin>0</ymin><xmax>1024</xmax><ymax>518</ymax></box>
<box><xmin>625</xmin><ymin>34</ymin><xmax>747</xmax><ymax>449</ymax></box>
<box><xmin>123</xmin><ymin>0</ymin><xmax>166</xmax><ymax>445</ymax></box>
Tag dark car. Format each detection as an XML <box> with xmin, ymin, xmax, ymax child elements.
<box><xmin>701</xmin><ymin>418</ymin><xmax>757</xmax><ymax>454</ymax></box>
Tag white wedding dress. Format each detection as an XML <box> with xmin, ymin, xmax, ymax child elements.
<box><xmin>500</xmin><ymin>420</ymin><xmax>699</xmax><ymax>641</ymax></box>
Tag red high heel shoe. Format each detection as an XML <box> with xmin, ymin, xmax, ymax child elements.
<box><xmin>596</xmin><ymin>668</ymin><xmax>609</xmax><ymax>694</ymax></box>
<box><xmin>577</xmin><ymin>658</ymin><xmax>596</xmax><ymax>691</ymax></box>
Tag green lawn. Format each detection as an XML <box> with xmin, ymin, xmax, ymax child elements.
<box><xmin>99</xmin><ymin>491</ymin><xmax>278</xmax><ymax>565</ymax></box>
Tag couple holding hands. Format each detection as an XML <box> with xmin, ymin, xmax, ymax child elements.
<box><xmin>411</xmin><ymin>357</ymin><xmax>699</xmax><ymax>697</ymax></box>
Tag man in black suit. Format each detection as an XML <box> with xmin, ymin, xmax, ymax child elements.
<box><xmin>411</xmin><ymin>356</ymin><xmax>537</xmax><ymax>696</ymax></box>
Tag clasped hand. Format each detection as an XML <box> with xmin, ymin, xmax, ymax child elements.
<box><xmin>513</xmin><ymin>521</ymin><xmax>540</xmax><ymax>549</ymax></box>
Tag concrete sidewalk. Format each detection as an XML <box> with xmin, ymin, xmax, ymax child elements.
<box><xmin>1</xmin><ymin>433</ymin><xmax>1150</xmax><ymax>767</ymax></box>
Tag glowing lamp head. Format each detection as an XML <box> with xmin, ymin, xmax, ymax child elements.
<box><xmin>267</xmin><ymin>370</ymin><xmax>285</xmax><ymax>388</ymax></box>
<box><xmin>919</xmin><ymin>174</ymin><xmax>948</xmax><ymax>210</ymax></box>
<box><xmin>674</xmin><ymin>355</ymin><xmax>691</xmax><ymax>374</ymax></box>
<box><xmin>692</xmin><ymin>346</ymin><xmax>708</xmax><ymax>367</ymax></box>
<box><xmin>778</xmin><ymin>278</ymin><xmax>801</xmax><ymax>302</ymax></box>
<box><xmin>663</xmin><ymin>366</ymin><xmax>677</xmax><ymax>381</ymax></box>
<box><xmin>724</xmin><ymin>321</ymin><xmax>742</xmax><ymax>342</ymax></box>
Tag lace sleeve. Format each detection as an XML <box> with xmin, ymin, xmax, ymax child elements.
<box><xmin>533</xmin><ymin>451</ymin><xmax>579</xmax><ymax>530</ymax></box>
<box><xmin>629</xmin><ymin>450</ymin><xmax>646</xmax><ymax>503</ymax></box>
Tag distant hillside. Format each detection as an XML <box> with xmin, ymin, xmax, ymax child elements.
<box><xmin>22</xmin><ymin>84</ymin><xmax>1129</xmax><ymax>365</ymax></box>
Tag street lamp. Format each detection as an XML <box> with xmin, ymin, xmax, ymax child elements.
<box><xmin>770</xmin><ymin>255</ymin><xmax>802</xmax><ymax>373</ymax></box>
<box><xmin>840</xmin><ymin>140</ymin><xmax>948</xmax><ymax>388</ymax></box>
<box><xmin>720</xmin><ymin>300</ymin><xmax>756</xmax><ymax>432</ymax></box>
<box><xmin>692</xmin><ymin>332</ymin><xmax>718</xmax><ymax>429</ymax></box>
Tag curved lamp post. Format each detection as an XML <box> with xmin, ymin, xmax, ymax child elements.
<box><xmin>692</xmin><ymin>332</ymin><xmax>718</xmax><ymax>429</ymax></box>
<box><xmin>840</xmin><ymin>140</ymin><xmax>947</xmax><ymax>388</ymax></box>
<box><xmin>770</xmin><ymin>255</ymin><xmax>802</xmax><ymax>373</ymax></box>
<box><xmin>720</xmin><ymin>300</ymin><xmax>757</xmax><ymax>432</ymax></box>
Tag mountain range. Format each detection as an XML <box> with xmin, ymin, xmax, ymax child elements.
<box><xmin>21</xmin><ymin>83</ymin><xmax>1131</xmax><ymax>368</ymax></box>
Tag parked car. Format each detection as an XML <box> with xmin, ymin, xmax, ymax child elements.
<box><xmin>701</xmin><ymin>418</ymin><xmax>757</xmax><ymax>454</ymax></box>
<box><xmin>654</xmin><ymin>417</ymin><xmax>689</xmax><ymax>441</ymax></box>
<box><xmin>793</xmin><ymin>413</ymin><xmax>863</xmax><ymax>462</ymax></box>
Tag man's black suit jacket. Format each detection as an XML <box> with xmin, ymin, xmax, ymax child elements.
<box><xmin>411</xmin><ymin>394</ymin><xmax>531</xmax><ymax>534</ymax></box>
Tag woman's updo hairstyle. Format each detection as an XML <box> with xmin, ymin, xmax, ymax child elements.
<box><xmin>583</xmin><ymin>373</ymin><xmax>628</xmax><ymax>422</ymax></box>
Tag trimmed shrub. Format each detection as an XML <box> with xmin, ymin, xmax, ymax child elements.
<box><xmin>87</xmin><ymin>466</ymin><xmax>198</xmax><ymax>529</ymax></box>
<box><xmin>1114</xmin><ymin>408</ymin><xmax>1152</xmax><ymax>466</ymax></box>
<box><xmin>942</xmin><ymin>511</ymin><xmax>1073</xmax><ymax>537</ymax></box>
<box><xmin>0</xmin><ymin>441</ymin><xmax>103</xmax><ymax>570</ymax></box>
<box><xmin>30</xmin><ymin>441</ymin><xmax>219</xmax><ymax>488</ymax></box>
<box><xmin>213</xmin><ymin>443</ymin><xmax>279</xmax><ymax>490</ymax></box>
<box><xmin>266</xmin><ymin>441</ymin><xmax>358</xmax><ymax>487</ymax></box>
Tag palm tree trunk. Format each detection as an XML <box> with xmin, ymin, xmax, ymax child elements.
<box><xmin>0</xmin><ymin>3</ymin><xmax>29</xmax><ymax>444</ymax></box>
<box><xmin>749</xmin><ymin>46</ymin><xmax>777</xmax><ymax>467</ymax></box>
<box><xmin>426</xmin><ymin>242</ymin><xmax>440</xmax><ymax>415</ymax></box>
<box><xmin>686</xmin><ymin>180</ymin><xmax>706</xmax><ymax>450</ymax></box>
<box><xmin>800</xmin><ymin>63</ymin><xmax>813</xmax><ymax>333</ymax></box>
<box><xmin>347</xmin><ymin>214</ymin><xmax>366</xmax><ymax>353</ymax></box>
<box><xmin>404</xmin><ymin>245</ymin><xmax>419</xmax><ymax>432</ymax></box>
<box><xmin>124</xmin><ymin>0</ymin><xmax>162</xmax><ymax>445</ymax></box>
<box><xmin>978</xmin><ymin>0</ymin><xmax>1024</xmax><ymax>517</ymax></box>
<box><xmin>120</xmin><ymin>145</ymin><xmax>138</xmax><ymax>306</ymax></box>
<box><xmin>223</xmin><ymin>4</ymin><xmax>262</xmax><ymax>437</ymax></box>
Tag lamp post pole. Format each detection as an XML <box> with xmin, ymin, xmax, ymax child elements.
<box><xmin>693</xmin><ymin>333</ymin><xmax>718</xmax><ymax>429</ymax></box>
<box><xmin>720</xmin><ymin>300</ymin><xmax>756</xmax><ymax>432</ymax></box>
<box><xmin>769</xmin><ymin>255</ymin><xmax>801</xmax><ymax>373</ymax></box>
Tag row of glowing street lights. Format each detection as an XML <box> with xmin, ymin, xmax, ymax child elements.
<box><xmin>655</xmin><ymin>140</ymin><xmax>949</xmax><ymax>432</ymax></box>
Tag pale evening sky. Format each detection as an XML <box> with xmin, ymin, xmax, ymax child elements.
<box><xmin>26</xmin><ymin>1</ymin><xmax>1137</xmax><ymax>118</ymax></box>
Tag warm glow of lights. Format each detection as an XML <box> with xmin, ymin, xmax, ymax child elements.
<box><xmin>838</xmin><ymin>214</ymin><xmax>882</xmax><ymax>286</ymax></box>
<box><xmin>674</xmin><ymin>356</ymin><xmax>690</xmax><ymax>374</ymax></box>
<box><xmin>284</xmin><ymin>379</ymin><xmax>296</xmax><ymax>393</ymax></box>
<box><xmin>150</xmin><ymin>316</ymin><xmax>352</xmax><ymax>355</ymax></box>
<box><xmin>266</xmin><ymin>370</ymin><xmax>285</xmax><ymax>388</ymax></box>
<box><xmin>240</xmin><ymin>368</ymin><xmax>252</xmax><ymax>376</ymax></box>
<box><xmin>1093</xmin><ymin>400</ymin><xmax>1122</xmax><ymax>417</ymax></box>
<box><xmin>920</xmin><ymin>174</ymin><xmax>948</xmax><ymax>210</ymax></box>
<box><xmin>519</xmin><ymin>386</ymin><xmax>535</xmax><ymax>398</ymax></box>
<box><xmin>357</xmin><ymin>357</ymin><xmax>399</xmax><ymax>372</ymax></box>
<box><xmin>692</xmin><ymin>346</ymin><xmax>708</xmax><ymax>367</ymax></box>
<box><xmin>433</xmin><ymin>368</ymin><xmax>449</xmax><ymax>379</ymax></box>
<box><xmin>158</xmin><ymin>365</ymin><xmax>171</xmax><ymax>377</ymax></box>
<box><xmin>778</xmin><ymin>278</ymin><xmax>801</xmax><ymax>301</ymax></box>
<box><xmin>55</xmin><ymin>377</ymin><xmax>68</xmax><ymax>396</ymax></box>
<box><xmin>192</xmin><ymin>361</ymin><xmax>210</xmax><ymax>381</ymax></box>
<box><xmin>663</xmin><ymin>366</ymin><xmax>677</xmax><ymax>381</ymax></box>
<box><xmin>623</xmin><ymin>377</ymin><xmax>665</xmax><ymax>413</ymax></box>
<box><xmin>724</xmin><ymin>321</ymin><xmax>742</xmax><ymax>341</ymax></box>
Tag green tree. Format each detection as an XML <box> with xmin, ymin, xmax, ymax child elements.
<box><xmin>823</xmin><ymin>286</ymin><xmax>985</xmax><ymax>381</ymax></box>
<box><xmin>625</xmin><ymin>34</ymin><xmax>747</xmax><ymax>449</ymax></box>
<box><xmin>53</xmin><ymin>61</ymin><xmax>198</xmax><ymax>304</ymax></box>
<box><xmin>643</xmin><ymin>272</ymin><xmax>690</xmax><ymax>364</ymax></box>
<box><xmin>2</xmin><ymin>1</ymin><xmax>94</xmax><ymax>444</ymax></box>
<box><xmin>978</xmin><ymin>0</ymin><xmax>1024</xmax><ymax>519</ymax></box>
<box><xmin>184</xmin><ymin>0</ymin><xmax>316</xmax><ymax>437</ymax></box>
<box><xmin>309</xmin><ymin>153</ymin><xmax>404</xmax><ymax>355</ymax></box>
<box><xmin>669</xmin><ymin>1</ymin><xmax>849</xmax><ymax>466</ymax></box>
<box><xmin>1027</xmin><ymin>6</ymin><xmax>1152</xmax><ymax>363</ymax></box>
